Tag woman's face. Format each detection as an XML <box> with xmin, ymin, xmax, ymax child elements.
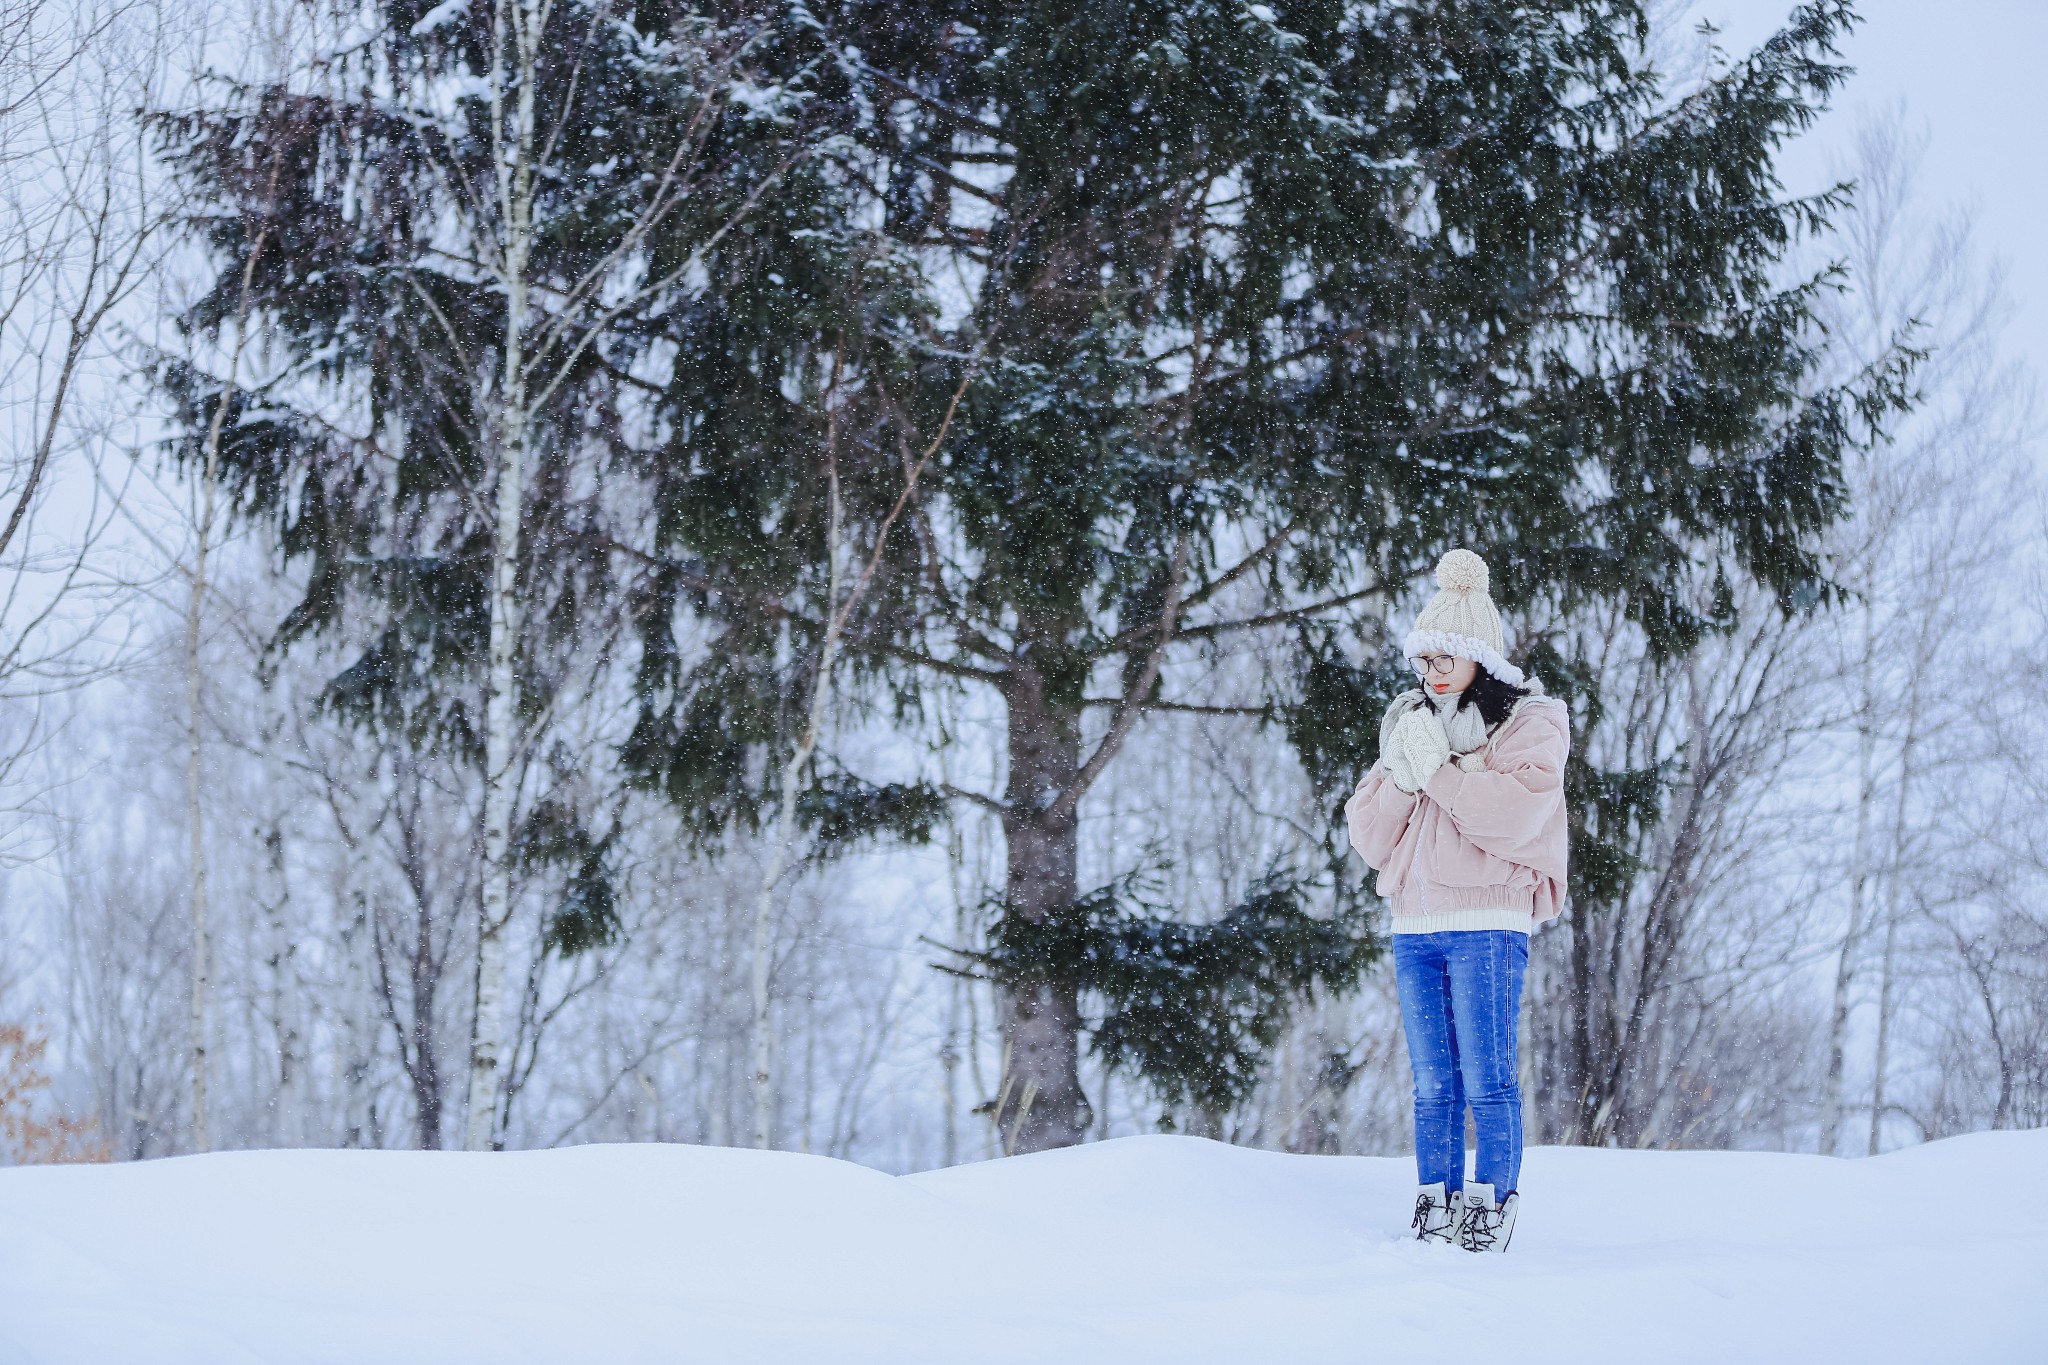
<box><xmin>1413</xmin><ymin>653</ymin><xmax>1479</xmax><ymax>697</ymax></box>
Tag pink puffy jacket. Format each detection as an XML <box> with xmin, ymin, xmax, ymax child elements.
<box><xmin>1344</xmin><ymin>694</ymin><xmax>1572</xmax><ymax>933</ymax></box>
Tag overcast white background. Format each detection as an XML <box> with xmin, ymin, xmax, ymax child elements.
<box><xmin>1709</xmin><ymin>0</ymin><xmax>2048</xmax><ymax>418</ymax></box>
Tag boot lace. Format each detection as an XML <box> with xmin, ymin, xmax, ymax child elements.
<box><xmin>1458</xmin><ymin>1198</ymin><xmax>1503</xmax><ymax>1251</ymax></box>
<box><xmin>1413</xmin><ymin>1190</ymin><xmax>1456</xmax><ymax>1241</ymax></box>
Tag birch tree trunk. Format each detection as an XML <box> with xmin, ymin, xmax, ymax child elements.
<box><xmin>184</xmin><ymin>448</ymin><xmax>215</xmax><ymax>1154</ymax></box>
<box><xmin>749</xmin><ymin>373</ymin><xmax>846</xmax><ymax>1149</ymax></box>
<box><xmin>467</xmin><ymin>400</ymin><xmax>527</xmax><ymax>1152</ymax></box>
<box><xmin>1867</xmin><ymin>888</ymin><xmax>1901</xmax><ymax>1154</ymax></box>
<box><xmin>1821</xmin><ymin>615</ymin><xmax>1879</xmax><ymax>1156</ymax></box>
<box><xmin>1868</xmin><ymin>623</ymin><xmax>1929</xmax><ymax>1155</ymax></box>
<box><xmin>939</xmin><ymin>819</ymin><xmax>968</xmax><ymax>1168</ymax></box>
<box><xmin>320</xmin><ymin>754</ymin><xmax>377</xmax><ymax>1149</ymax></box>
<box><xmin>342</xmin><ymin>882</ymin><xmax>374</xmax><ymax>1148</ymax></box>
<box><xmin>744</xmin><ymin>353</ymin><xmax>966</xmax><ymax>1148</ymax></box>
<box><xmin>262</xmin><ymin>825</ymin><xmax>306</xmax><ymax>1146</ymax></box>
<box><xmin>183</xmin><ymin>208</ymin><xmax>273</xmax><ymax>1153</ymax></box>
<box><xmin>466</xmin><ymin>0</ymin><xmax>541</xmax><ymax>1154</ymax></box>
<box><xmin>747</xmin><ymin>483</ymin><xmax>840</xmax><ymax>1148</ymax></box>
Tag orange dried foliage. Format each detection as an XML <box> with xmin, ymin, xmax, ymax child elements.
<box><xmin>0</xmin><ymin>1024</ymin><xmax>111</xmax><ymax>1165</ymax></box>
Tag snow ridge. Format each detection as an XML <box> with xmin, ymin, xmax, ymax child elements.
<box><xmin>0</xmin><ymin>1130</ymin><xmax>2041</xmax><ymax>1364</ymax></box>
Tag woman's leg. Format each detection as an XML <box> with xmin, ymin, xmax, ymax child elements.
<box><xmin>1444</xmin><ymin>930</ymin><xmax>1529</xmax><ymax>1194</ymax></box>
<box><xmin>1393</xmin><ymin>933</ymin><xmax>1465</xmax><ymax>1192</ymax></box>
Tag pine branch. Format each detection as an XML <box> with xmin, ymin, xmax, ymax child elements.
<box><xmin>859</xmin><ymin>62</ymin><xmax>1010</xmax><ymax>144</ymax></box>
<box><xmin>939</xmin><ymin>782</ymin><xmax>1008</xmax><ymax>816</ymax></box>
<box><xmin>1054</xmin><ymin>537</ymin><xmax>1188</xmax><ymax>822</ymax></box>
<box><xmin>1174</xmin><ymin>588</ymin><xmax>1385</xmax><ymax>643</ymax></box>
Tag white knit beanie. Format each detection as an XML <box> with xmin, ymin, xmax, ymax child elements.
<box><xmin>1401</xmin><ymin>549</ymin><xmax>1525</xmax><ymax>686</ymax></box>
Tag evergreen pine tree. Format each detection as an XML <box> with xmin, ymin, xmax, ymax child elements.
<box><xmin>624</xmin><ymin>0</ymin><xmax>1905</xmax><ymax>1151</ymax></box>
<box><xmin>155</xmin><ymin>0</ymin><xmax>861</xmax><ymax>1145</ymax></box>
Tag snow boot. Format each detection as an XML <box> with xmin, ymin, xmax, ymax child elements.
<box><xmin>1410</xmin><ymin>1182</ymin><xmax>1460</xmax><ymax>1246</ymax></box>
<box><xmin>1455</xmin><ymin>1182</ymin><xmax>1517</xmax><ymax>1253</ymax></box>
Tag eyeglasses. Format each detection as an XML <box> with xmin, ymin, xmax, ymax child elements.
<box><xmin>1410</xmin><ymin>654</ymin><xmax>1459</xmax><ymax>678</ymax></box>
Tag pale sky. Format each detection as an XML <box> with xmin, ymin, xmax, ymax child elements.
<box><xmin>1705</xmin><ymin>0</ymin><xmax>2048</xmax><ymax>420</ymax></box>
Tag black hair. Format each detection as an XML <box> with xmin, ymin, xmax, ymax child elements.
<box><xmin>1457</xmin><ymin>664</ymin><xmax>1531</xmax><ymax>730</ymax></box>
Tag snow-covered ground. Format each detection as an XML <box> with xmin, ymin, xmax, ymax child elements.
<box><xmin>1</xmin><ymin>1130</ymin><xmax>2041</xmax><ymax>1364</ymax></box>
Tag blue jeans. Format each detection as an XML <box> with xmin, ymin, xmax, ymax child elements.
<box><xmin>1393</xmin><ymin>930</ymin><xmax>1529</xmax><ymax>1195</ymax></box>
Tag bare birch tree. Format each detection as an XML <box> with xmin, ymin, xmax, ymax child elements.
<box><xmin>1810</xmin><ymin>113</ymin><xmax>2032</xmax><ymax>1153</ymax></box>
<box><xmin>0</xmin><ymin>0</ymin><xmax>184</xmax><ymax>863</ymax></box>
<box><xmin>154</xmin><ymin>0</ymin><xmax>835</xmax><ymax>1152</ymax></box>
<box><xmin>179</xmin><ymin>136</ymin><xmax>284</xmax><ymax>1152</ymax></box>
<box><xmin>452</xmin><ymin>0</ymin><xmax>818</xmax><ymax>1151</ymax></box>
<box><xmin>745</xmin><ymin>352</ymin><xmax>977</xmax><ymax>1148</ymax></box>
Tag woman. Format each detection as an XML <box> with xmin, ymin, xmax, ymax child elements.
<box><xmin>1345</xmin><ymin>549</ymin><xmax>1570</xmax><ymax>1253</ymax></box>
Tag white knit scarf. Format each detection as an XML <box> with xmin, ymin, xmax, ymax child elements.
<box><xmin>1428</xmin><ymin>687</ymin><xmax>1490</xmax><ymax>756</ymax></box>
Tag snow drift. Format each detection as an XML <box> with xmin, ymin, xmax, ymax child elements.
<box><xmin>1</xmin><ymin>1130</ymin><xmax>2042</xmax><ymax>1364</ymax></box>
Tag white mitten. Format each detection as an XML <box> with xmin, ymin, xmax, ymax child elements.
<box><xmin>1383</xmin><ymin>739</ymin><xmax>1421</xmax><ymax>793</ymax></box>
<box><xmin>1396</xmin><ymin>709</ymin><xmax>1450</xmax><ymax>791</ymax></box>
<box><xmin>1379</xmin><ymin>696</ymin><xmax>1421</xmax><ymax>792</ymax></box>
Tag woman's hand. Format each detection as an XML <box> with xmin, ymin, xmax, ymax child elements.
<box><xmin>1382</xmin><ymin>742</ymin><xmax>1419</xmax><ymax>792</ymax></box>
<box><xmin>1387</xmin><ymin>709</ymin><xmax>1450</xmax><ymax>793</ymax></box>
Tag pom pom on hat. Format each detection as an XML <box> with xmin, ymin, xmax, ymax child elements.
<box><xmin>1435</xmin><ymin>548</ymin><xmax>1488</xmax><ymax>595</ymax></box>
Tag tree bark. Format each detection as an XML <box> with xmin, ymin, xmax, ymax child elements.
<box><xmin>940</xmin><ymin>824</ymin><xmax>966</xmax><ymax>1167</ymax></box>
<box><xmin>180</xmin><ymin>136</ymin><xmax>280</xmax><ymax>1159</ymax></box>
<box><xmin>183</xmin><ymin>460</ymin><xmax>213</xmax><ymax>1155</ymax></box>
<box><xmin>391</xmin><ymin>767</ymin><xmax>448</xmax><ymax>1150</ymax></box>
<box><xmin>1867</xmin><ymin>894</ymin><xmax>1899</xmax><ymax>1155</ymax></box>
<box><xmin>411</xmin><ymin>895</ymin><xmax>446</xmax><ymax>1152</ymax></box>
<box><xmin>994</xmin><ymin>629</ymin><xmax>1092</xmax><ymax>1153</ymax></box>
<box><xmin>341</xmin><ymin>883</ymin><xmax>374</xmax><ymax>1148</ymax></box>
<box><xmin>183</xmin><ymin>248</ymin><xmax>260</xmax><ymax>1157</ymax></box>
<box><xmin>748</xmin><ymin>466</ymin><xmax>844</xmax><ymax>1149</ymax></box>
<box><xmin>262</xmin><ymin>825</ymin><xmax>306</xmax><ymax>1147</ymax></box>
<box><xmin>1867</xmin><ymin>694</ymin><xmax>1922</xmax><ymax>1156</ymax></box>
<box><xmin>467</xmin><ymin>0</ymin><xmax>542</xmax><ymax>1152</ymax></box>
<box><xmin>1822</xmin><ymin>624</ymin><xmax>1879</xmax><ymax>1157</ymax></box>
<box><xmin>1562</xmin><ymin>886</ymin><xmax>1601</xmax><ymax>1144</ymax></box>
<box><xmin>468</xmin><ymin>361</ymin><xmax>527</xmax><ymax>1153</ymax></box>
